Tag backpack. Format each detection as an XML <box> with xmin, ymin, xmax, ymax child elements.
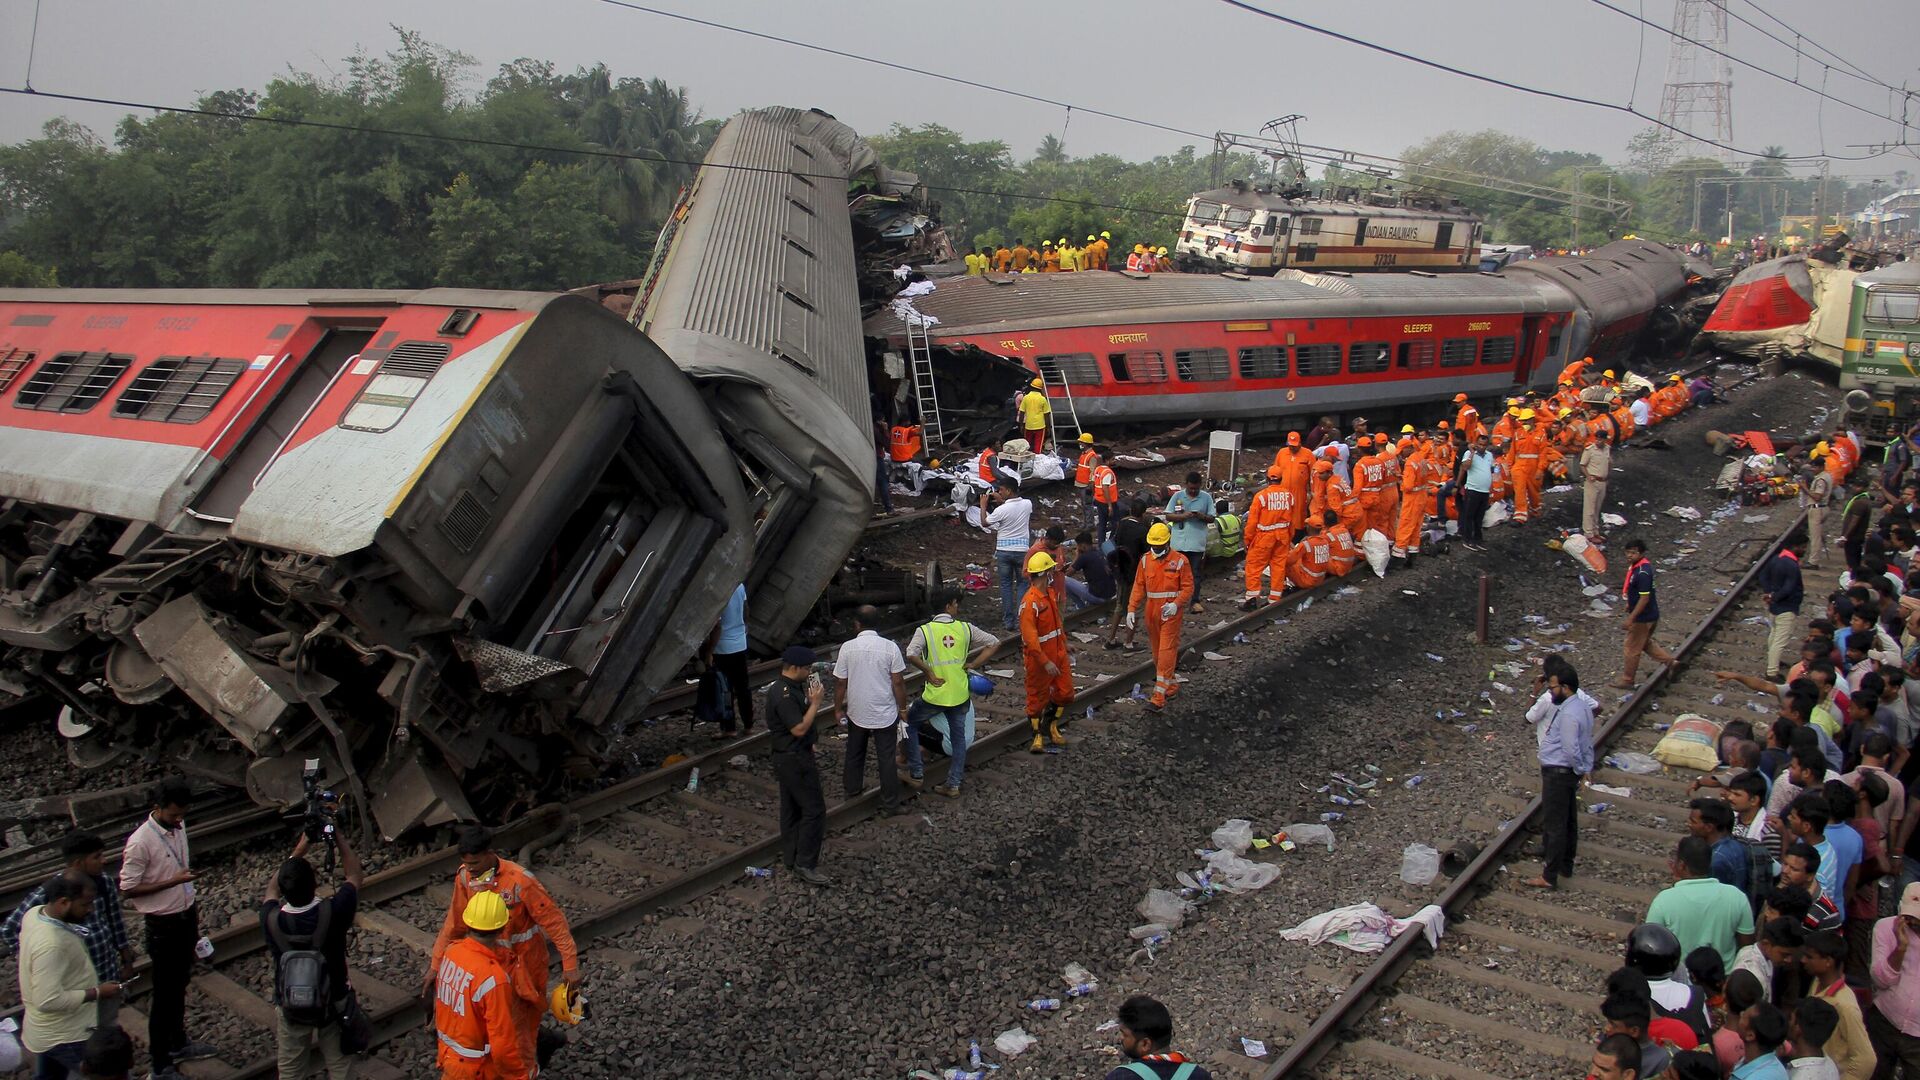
<box><xmin>1651</xmin><ymin>981</ymin><xmax>1712</xmax><ymax>1044</ymax></box>
<box><xmin>694</xmin><ymin>667</ymin><xmax>733</xmax><ymax>730</ymax></box>
<box><xmin>267</xmin><ymin>902</ymin><xmax>334</xmax><ymax>1025</ymax></box>
<box><xmin>1123</xmin><ymin>1064</ymin><xmax>1197</xmax><ymax>1080</ymax></box>
<box><xmin>1734</xmin><ymin>835</ymin><xmax>1774</xmax><ymax>916</ymax></box>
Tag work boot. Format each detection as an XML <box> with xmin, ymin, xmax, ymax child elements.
<box><xmin>1241</xmin><ymin>596</ymin><xmax>1261</xmax><ymax>611</ymax></box>
<box><xmin>1146</xmin><ymin>695</ymin><xmax>1166</xmax><ymax>712</ymax></box>
<box><xmin>1048</xmin><ymin>717</ymin><xmax>1067</xmax><ymax>747</ymax></box>
<box><xmin>1028</xmin><ymin>717</ymin><xmax>1045</xmax><ymax>753</ymax></box>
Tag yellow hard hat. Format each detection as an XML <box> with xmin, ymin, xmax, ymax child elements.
<box><xmin>1030</xmin><ymin>377</ymin><xmax>1044</xmax><ymax>389</ymax></box>
<box><xmin>1506</xmin><ymin>397</ymin><xmax>1521</xmax><ymax>405</ymax></box>
<box><xmin>1603</xmin><ymin>369</ymin><xmax>1616</xmax><ymax>379</ymax></box>
<box><xmin>1400</xmin><ymin>424</ymin><xmax>1415</xmax><ymax>434</ymax></box>
<box><xmin>1101</xmin><ymin>231</ymin><xmax>1112</xmax><ymax>239</ymax></box>
<box><xmin>1519</xmin><ymin>408</ymin><xmax>1537</xmax><ymax>420</ymax></box>
<box><xmin>550</xmin><ymin>984</ymin><xmax>587</xmax><ymax>1026</ymax></box>
<box><xmin>1042</xmin><ymin>239</ymin><xmax>1053</xmax><ymax>246</ymax></box>
<box><xmin>1087</xmin><ymin>235</ymin><xmax>1096</xmax><ymax>242</ymax></box>
<box><xmin>463</xmin><ymin>891</ymin><xmax>510</xmax><ymax>932</ymax></box>
<box><xmin>1811</xmin><ymin>441</ymin><xmax>1830</xmax><ymax>459</ymax></box>
<box><xmin>1135</xmin><ymin>244</ymin><xmax>1147</xmax><ymax>253</ymax></box>
<box><xmin>1668</xmin><ymin>373</ymin><xmax>1682</xmax><ymax>382</ymax></box>
<box><xmin>1147</xmin><ymin>522</ymin><xmax>1172</xmax><ymax>546</ymax></box>
<box><xmin>1507</xmin><ymin>406</ymin><xmax>1522</xmax><ymax>416</ymax></box>
<box><xmin>1558</xmin><ymin>408</ymin><xmax>1572</xmax><ymax>418</ymax></box>
<box><xmin>1157</xmin><ymin>247</ymin><xmax>1168</xmax><ymax>255</ymax></box>
<box><xmin>1059</xmin><ymin>237</ymin><xmax>1068</xmax><ymax>245</ymax></box>
<box><xmin>1078</xmin><ymin>432</ymin><xmax>1094</xmax><ymax>444</ymax></box>
<box><xmin>1027</xmin><ymin>551</ymin><xmax>1057</xmax><ymax>574</ymax></box>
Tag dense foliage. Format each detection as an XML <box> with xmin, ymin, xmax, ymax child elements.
<box><xmin>2</xmin><ymin>33</ymin><xmax>1905</xmax><ymax>288</ymax></box>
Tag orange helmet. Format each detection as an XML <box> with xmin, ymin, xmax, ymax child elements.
<box><xmin>1266</xmin><ymin>465</ymin><xmax>1284</xmax><ymax>480</ymax></box>
<box><xmin>1312</xmin><ymin>459</ymin><xmax>1333</xmax><ymax>474</ymax></box>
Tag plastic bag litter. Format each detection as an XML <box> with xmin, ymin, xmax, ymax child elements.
<box><xmin>1665</xmin><ymin>505</ymin><xmax>1703</xmax><ymax>520</ymax></box>
<box><xmin>1211</xmin><ymin>819</ymin><xmax>1256</xmax><ymax>855</ymax></box>
<box><xmin>728</xmin><ymin>754</ymin><xmax>750</xmax><ymax>768</ymax></box>
<box><xmin>1582</xmin><ymin>584</ymin><xmax>1610</xmax><ymax>597</ymax></box>
<box><xmin>1360</xmin><ymin>528</ymin><xmax>1392</xmax><ymax>578</ymax></box>
<box><xmin>1482</xmin><ymin>501</ymin><xmax>1511</xmax><ymax>529</ymax></box>
<box><xmin>1199</xmin><ymin>849</ymin><xmax>1282</xmax><ymax>892</ymax></box>
<box><xmin>1400</xmin><ymin>843</ymin><xmax>1440</xmax><ymax>885</ymax></box>
<box><xmin>994</xmin><ymin>1028</ymin><xmax>1036</xmax><ymax>1057</ymax></box>
<box><xmin>1589</xmin><ymin>782</ymin><xmax>1633</xmax><ymax>797</ymax></box>
<box><xmin>1602</xmin><ymin>512</ymin><xmax>1628</xmax><ymax>527</ymax></box>
<box><xmin>1063</xmin><ymin>962</ymin><xmax>1097</xmax><ymax>988</ymax></box>
<box><xmin>1202</xmin><ymin>651</ymin><xmax>1231</xmax><ymax>661</ymax></box>
<box><xmin>0</xmin><ymin>1018</ymin><xmax>18</xmax><ymax>1074</ymax></box>
<box><xmin>1561</xmin><ymin>532</ymin><xmax>1607</xmax><ymax>573</ymax></box>
<box><xmin>1129</xmin><ymin>923</ymin><xmax>1173</xmax><ymax>941</ymax></box>
<box><xmin>1605</xmin><ymin>750</ymin><xmax>1663</xmax><ymax>774</ymax></box>
<box><xmin>1282</xmin><ymin>823</ymin><xmax>1336</xmax><ymax>850</ymax></box>
<box><xmin>1137</xmin><ymin>888</ymin><xmax>1195</xmax><ymax>928</ymax></box>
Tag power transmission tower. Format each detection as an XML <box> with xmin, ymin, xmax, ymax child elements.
<box><xmin>1655</xmin><ymin>0</ymin><xmax>1736</xmax><ymax>161</ymax></box>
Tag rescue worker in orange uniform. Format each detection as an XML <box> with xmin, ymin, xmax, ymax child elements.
<box><xmin>1126</xmin><ymin>245</ymin><xmax>1147</xmax><ymax>271</ymax></box>
<box><xmin>1392</xmin><ymin>431</ymin><xmax>1436</xmax><ymax>561</ymax></box>
<box><xmin>1273</xmin><ymin>431</ymin><xmax>1313</xmax><ymax>529</ymax></box>
<box><xmin>1090</xmin><ymin>232</ymin><xmax>1111</xmax><ymax>270</ymax></box>
<box><xmin>1010</xmin><ymin>240</ymin><xmax>1033</xmax><ymax>272</ymax></box>
<box><xmin>1353</xmin><ymin>436</ymin><xmax>1390</xmax><ymax>538</ymax></box>
<box><xmin>1021</xmin><ymin>550</ymin><xmax>1072</xmax><ymax>752</ymax></box>
<box><xmin>1559</xmin><ymin>356</ymin><xmax>1591</xmax><ymax>386</ymax></box>
<box><xmin>1089</xmin><ymin>456</ymin><xmax>1119</xmax><ymax>544</ymax></box>
<box><xmin>1126</xmin><ymin>524</ymin><xmax>1193</xmax><ymax>711</ymax></box>
<box><xmin>992</xmin><ymin>243</ymin><xmax>1013</xmax><ymax>273</ymax></box>
<box><xmin>1323</xmin><ymin>512</ymin><xmax>1358</xmax><ymax>577</ymax></box>
<box><xmin>1286</xmin><ymin>525</ymin><xmax>1332</xmax><ymax>591</ymax></box>
<box><xmin>1321</xmin><ymin>453</ymin><xmax>1358</xmax><ymax>524</ymax></box>
<box><xmin>1609</xmin><ymin>394</ymin><xmax>1635</xmax><ymax>442</ymax></box>
<box><xmin>429</xmin><ymin>825</ymin><xmax>581</xmax><ymax>1072</ymax></box>
<box><xmin>1826</xmin><ymin>432</ymin><xmax>1859</xmax><ymax>483</ymax></box>
<box><xmin>978</xmin><ymin>445</ymin><xmax>1000</xmax><ymax>485</ymax></box>
<box><xmin>1242</xmin><ymin>466</ymin><xmax>1296</xmax><ymax>609</ymax></box>
<box><xmin>1452</xmin><ymin>393</ymin><xmax>1484</xmax><ymax>443</ymax></box>
<box><xmin>1040</xmin><ymin>240</ymin><xmax>1060</xmax><ymax>272</ymax></box>
<box><xmin>1307</xmin><ymin>456</ymin><xmax>1333</xmax><ymax>524</ymax></box>
<box><xmin>1508</xmin><ymin>410</ymin><xmax>1548</xmax><ymax>524</ymax></box>
<box><xmin>1490</xmin><ymin>401</ymin><xmax>1522</xmax><ymax>443</ymax></box>
<box><xmin>1074</xmin><ymin>432</ymin><xmax>1100</xmax><ymax>528</ymax></box>
<box><xmin>434</xmin><ymin>892</ymin><xmax>533</xmax><ymax>1080</ymax></box>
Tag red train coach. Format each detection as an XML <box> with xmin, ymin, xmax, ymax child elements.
<box><xmin>867</xmin><ymin>240</ymin><xmax>1694</xmax><ymax>428</ymax></box>
<box><xmin>0</xmin><ymin>289</ymin><xmax>752</xmax><ymax>838</ymax></box>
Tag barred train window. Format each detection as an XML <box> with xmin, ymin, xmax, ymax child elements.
<box><xmin>1480</xmin><ymin>337</ymin><xmax>1518</xmax><ymax>366</ymax></box>
<box><xmin>1346</xmin><ymin>342</ymin><xmax>1389</xmax><ymax>375</ymax></box>
<box><xmin>114</xmin><ymin>356</ymin><xmax>247</xmax><ymax>423</ymax></box>
<box><xmin>1439</xmin><ymin>339</ymin><xmax>1477</xmax><ymax>368</ymax></box>
<box><xmin>1295</xmin><ymin>343</ymin><xmax>1342</xmax><ymax>376</ymax></box>
<box><xmin>1236</xmin><ymin>346</ymin><xmax>1287</xmax><ymax>380</ymax></box>
<box><xmin>1174</xmin><ymin>348</ymin><xmax>1229</xmax><ymax>382</ymax></box>
<box><xmin>14</xmin><ymin>351</ymin><xmax>132</xmax><ymax>413</ymax></box>
<box><xmin>1397</xmin><ymin>341</ymin><xmax>1436</xmax><ymax>370</ymax></box>
<box><xmin>1036</xmin><ymin>353</ymin><xmax>1102</xmax><ymax>386</ymax></box>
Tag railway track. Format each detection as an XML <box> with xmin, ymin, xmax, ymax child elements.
<box><xmin>1268</xmin><ymin>511</ymin><xmax>1809</xmax><ymax>1080</ymax></box>
<box><xmin>20</xmin><ymin>545</ymin><xmax>1360</xmax><ymax>1078</ymax></box>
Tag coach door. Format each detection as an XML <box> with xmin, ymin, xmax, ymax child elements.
<box><xmin>1514</xmin><ymin>316</ymin><xmax>1546</xmax><ymax>386</ymax></box>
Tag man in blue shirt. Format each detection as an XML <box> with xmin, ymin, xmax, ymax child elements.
<box><xmin>1760</xmin><ymin>536</ymin><xmax>1806</xmax><ymax>680</ymax></box>
<box><xmin>701</xmin><ymin>582</ymin><xmax>751</xmax><ymax>738</ymax></box>
<box><xmin>1615</xmin><ymin>538</ymin><xmax>1679</xmax><ymax>689</ymax></box>
<box><xmin>1455</xmin><ymin>432</ymin><xmax>1496</xmax><ymax>551</ymax></box>
<box><xmin>1525</xmin><ymin>665</ymin><xmax>1594</xmax><ymax>890</ymax></box>
<box><xmin>1819</xmin><ymin>781</ymin><xmax>1865</xmax><ymax>921</ymax></box>
<box><xmin>1690</xmin><ymin>797</ymin><xmax>1749</xmax><ymax>896</ymax></box>
<box><xmin>1728</xmin><ymin>1001</ymin><xmax>1791</xmax><ymax>1078</ymax></box>
<box><xmin>1789</xmin><ymin>791</ymin><xmax>1859</xmax><ymax>921</ymax></box>
<box><xmin>1163</xmin><ymin>472</ymin><xmax>1215</xmax><ymax>614</ymax></box>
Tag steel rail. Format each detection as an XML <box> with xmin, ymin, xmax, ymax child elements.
<box><xmin>1263</xmin><ymin>511</ymin><xmax>1805</xmax><ymax>1078</ymax></box>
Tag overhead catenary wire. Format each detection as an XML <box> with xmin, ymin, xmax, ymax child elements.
<box><xmin>1582</xmin><ymin>0</ymin><xmax>1912</xmax><ymax>135</ymax></box>
<box><xmin>1212</xmin><ymin>0</ymin><xmax>1899</xmax><ymax>163</ymax></box>
<box><xmin>1730</xmin><ymin>0</ymin><xmax>1911</xmax><ymax>96</ymax></box>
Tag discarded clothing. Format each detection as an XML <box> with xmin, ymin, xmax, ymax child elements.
<box><xmin>1279</xmin><ymin>902</ymin><xmax>1446</xmax><ymax>954</ymax></box>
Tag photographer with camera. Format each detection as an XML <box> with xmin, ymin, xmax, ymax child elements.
<box><xmin>260</xmin><ymin>797</ymin><xmax>363</xmax><ymax>1080</ymax></box>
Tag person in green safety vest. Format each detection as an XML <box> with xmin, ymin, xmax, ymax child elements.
<box><xmin>903</xmin><ymin>589</ymin><xmax>1000</xmax><ymax>798</ymax></box>
<box><xmin>1206</xmin><ymin>497</ymin><xmax>1244</xmax><ymax>561</ymax></box>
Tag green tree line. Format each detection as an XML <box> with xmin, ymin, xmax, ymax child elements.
<box><xmin>4</xmin><ymin>32</ymin><xmax>1905</xmax><ymax>289</ymax></box>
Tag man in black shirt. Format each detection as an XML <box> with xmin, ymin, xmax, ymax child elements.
<box><xmin>766</xmin><ymin>645</ymin><xmax>830</xmax><ymax>886</ymax></box>
<box><xmin>1104</xmin><ymin>995</ymin><xmax>1213</xmax><ymax>1080</ymax></box>
<box><xmin>1105</xmin><ymin>500</ymin><xmax>1150</xmax><ymax>650</ymax></box>
<box><xmin>260</xmin><ymin>826</ymin><xmax>362</xmax><ymax>1079</ymax></box>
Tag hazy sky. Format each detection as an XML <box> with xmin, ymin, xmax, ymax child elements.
<box><xmin>2</xmin><ymin>0</ymin><xmax>1916</xmax><ymax>182</ymax></box>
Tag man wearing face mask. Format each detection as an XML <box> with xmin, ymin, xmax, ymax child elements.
<box><xmin>1021</xmin><ymin>550</ymin><xmax>1074</xmax><ymax>754</ymax></box>
<box><xmin>1126</xmin><ymin>523</ymin><xmax>1194</xmax><ymax>713</ymax></box>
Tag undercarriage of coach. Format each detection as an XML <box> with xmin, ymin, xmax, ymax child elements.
<box><xmin>0</xmin><ymin>505</ymin><xmax>611</xmax><ymax>842</ymax></box>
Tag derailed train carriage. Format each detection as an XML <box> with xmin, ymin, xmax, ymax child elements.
<box><xmin>0</xmin><ymin>289</ymin><xmax>755</xmax><ymax>837</ymax></box>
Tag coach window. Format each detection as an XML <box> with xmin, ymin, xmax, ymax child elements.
<box><xmin>1036</xmin><ymin>353</ymin><xmax>1102</xmax><ymax>385</ymax></box>
<box><xmin>1107</xmin><ymin>351</ymin><xmax>1168</xmax><ymax>383</ymax></box>
<box><xmin>1479</xmin><ymin>336</ymin><xmax>1518</xmax><ymax>366</ymax></box>
<box><xmin>340</xmin><ymin>340</ymin><xmax>452</xmax><ymax>432</ymax></box>
<box><xmin>13</xmin><ymin>351</ymin><xmax>133</xmax><ymax>413</ymax></box>
<box><xmin>0</xmin><ymin>348</ymin><xmax>34</xmax><ymax>394</ymax></box>
<box><xmin>1397</xmin><ymin>341</ymin><xmax>1436</xmax><ymax>370</ymax></box>
<box><xmin>1174</xmin><ymin>348</ymin><xmax>1229</xmax><ymax>382</ymax></box>
<box><xmin>1297</xmin><ymin>218</ymin><xmax>1323</xmax><ymax>236</ymax></box>
<box><xmin>1353</xmin><ymin>219</ymin><xmax>1369</xmax><ymax>247</ymax></box>
<box><xmin>1221</xmin><ymin>206</ymin><xmax>1254</xmax><ymax>231</ymax></box>
<box><xmin>113</xmin><ymin>356</ymin><xmax>248</xmax><ymax>423</ymax></box>
<box><xmin>1864</xmin><ymin>287</ymin><xmax>1919</xmax><ymax>326</ymax></box>
<box><xmin>1236</xmin><ymin>345</ymin><xmax>1288</xmax><ymax>380</ymax></box>
<box><xmin>1439</xmin><ymin>338</ymin><xmax>1477</xmax><ymax>368</ymax></box>
<box><xmin>1188</xmin><ymin>201</ymin><xmax>1222</xmax><ymax>227</ymax></box>
<box><xmin>1294</xmin><ymin>244</ymin><xmax>1318</xmax><ymax>263</ymax></box>
<box><xmin>1345</xmin><ymin>342</ymin><xmax>1389</xmax><ymax>375</ymax></box>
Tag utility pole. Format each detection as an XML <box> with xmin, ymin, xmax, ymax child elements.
<box><xmin>1656</xmin><ymin>0</ymin><xmax>1736</xmax><ymax>161</ymax></box>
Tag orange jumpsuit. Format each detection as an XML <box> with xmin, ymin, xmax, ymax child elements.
<box><xmin>1324</xmin><ymin>469</ymin><xmax>1358</xmax><ymax>528</ymax></box>
<box><xmin>1020</xmin><ymin>579</ymin><xmax>1073</xmax><ymax>719</ymax></box>
<box><xmin>1130</xmin><ymin>549</ymin><xmax>1194</xmax><ymax>707</ymax></box>
<box><xmin>1325</xmin><ymin>526</ymin><xmax>1357</xmax><ymax>577</ymax></box>
<box><xmin>1491</xmin><ymin>413</ymin><xmax>1518</xmax><ymax>444</ymax></box>
<box><xmin>1610</xmin><ymin>403</ymin><xmax>1635</xmax><ymax>441</ymax></box>
<box><xmin>1287</xmin><ymin>532</ymin><xmax>1332</xmax><ymax>590</ymax></box>
<box><xmin>1244</xmin><ymin>483</ymin><xmax>1296</xmax><ymax>602</ymax></box>
<box><xmin>434</xmin><ymin>936</ymin><xmax>534</xmax><ymax>1080</ymax></box>
<box><xmin>1307</xmin><ymin>461</ymin><xmax>1333</xmax><ymax>524</ymax></box>
<box><xmin>1509</xmin><ymin>426</ymin><xmax>1547</xmax><ymax>522</ymax></box>
<box><xmin>1275</xmin><ymin>447</ymin><xmax>1313</xmax><ymax>529</ymax></box>
<box><xmin>431</xmin><ymin>860</ymin><xmax>578</xmax><ymax>1068</ymax></box>
<box><xmin>1393</xmin><ymin>446</ymin><xmax>1435</xmax><ymax>557</ymax></box>
<box><xmin>1355</xmin><ymin>452</ymin><xmax>1390</xmax><ymax>538</ymax></box>
<box><xmin>1455</xmin><ymin>404</ymin><xmax>1483</xmax><ymax>443</ymax></box>
<box><xmin>1828</xmin><ymin>438</ymin><xmax>1859</xmax><ymax>483</ymax></box>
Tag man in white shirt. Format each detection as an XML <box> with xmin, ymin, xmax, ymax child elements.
<box><xmin>1629</xmin><ymin>391</ymin><xmax>1651</xmax><ymax>429</ymax></box>
<box><xmin>983</xmin><ymin>477</ymin><xmax>1033</xmax><ymax>631</ymax></box>
<box><xmin>834</xmin><ymin>606</ymin><xmax>910</xmax><ymax>815</ymax></box>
